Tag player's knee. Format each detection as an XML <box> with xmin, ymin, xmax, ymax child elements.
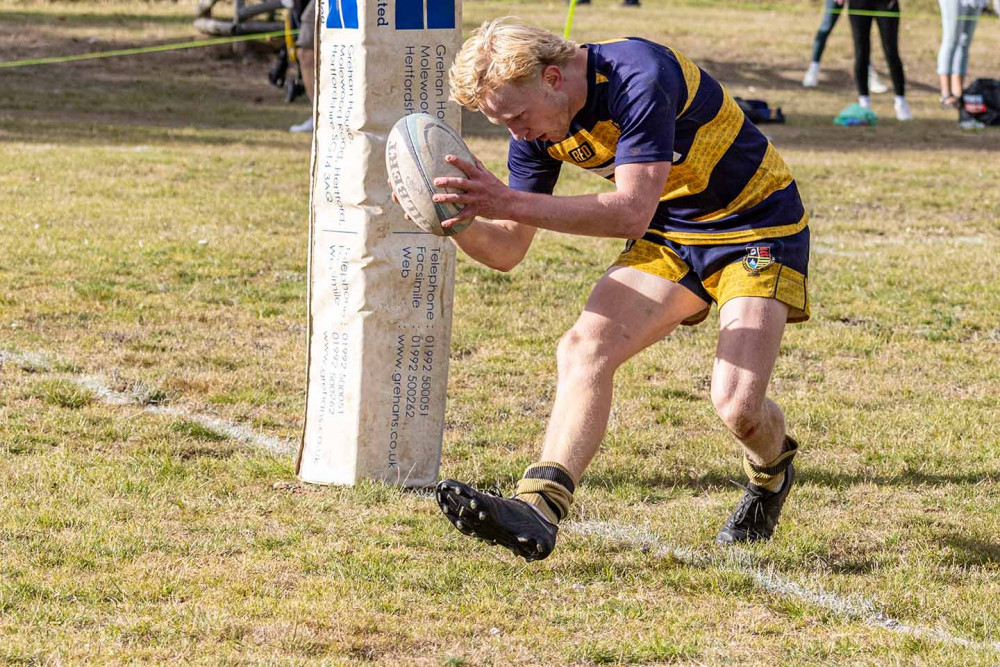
<box><xmin>711</xmin><ymin>388</ymin><xmax>761</xmax><ymax>441</ymax></box>
<box><xmin>556</xmin><ymin>326</ymin><xmax>615</xmax><ymax>378</ymax></box>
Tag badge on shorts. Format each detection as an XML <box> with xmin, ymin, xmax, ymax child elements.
<box><xmin>742</xmin><ymin>245</ymin><xmax>773</xmax><ymax>276</ymax></box>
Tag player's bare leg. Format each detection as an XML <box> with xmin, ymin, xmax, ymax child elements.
<box><xmin>711</xmin><ymin>296</ymin><xmax>798</xmax><ymax>544</ymax></box>
<box><xmin>437</xmin><ymin>266</ymin><xmax>708</xmax><ymax>560</ymax></box>
<box><xmin>538</xmin><ymin>267</ymin><xmax>708</xmax><ymax>480</ymax></box>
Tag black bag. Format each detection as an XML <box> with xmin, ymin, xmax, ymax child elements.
<box><xmin>960</xmin><ymin>78</ymin><xmax>1000</xmax><ymax>126</ymax></box>
<box><xmin>734</xmin><ymin>97</ymin><xmax>786</xmax><ymax>125</ymax></box>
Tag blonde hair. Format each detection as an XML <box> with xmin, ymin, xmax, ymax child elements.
<box><xmin>449</xmin><ymin>17</ymin><xmax>578</xmax><ymax>111</ymax></box>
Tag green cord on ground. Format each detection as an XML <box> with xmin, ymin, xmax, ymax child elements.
<box><xmin>0</xmin><ymin>29</ymin><xmax>296</xmax><ymax>70</ymax></box>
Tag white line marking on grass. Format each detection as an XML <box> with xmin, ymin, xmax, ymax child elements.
<box><xmin>571</xmin><ymin>521</ymin><xmax>1000</xmax><ymax>654</ymax></box>
<box><xmin>1</xmin><ymin>349</ymin><xmax>52</xmax><ymax>372</ymax></box>
<box><xmin>2</xmin><ymin>348</ymin><xmax>296</xmax><ymax>456</ymax></box>
<box><xmin>77</xmin><ymin>375</ymin><xmax>135</xmax><ymax>406</ymax></box>
<box><xmin>815</xmin><ymin>235</ymin><xmax>990</xmax><ymax>251</ymax></box>
<box><xmin>146</xmin><ymin>405</ymin><xmax>295</xmax><ymax>456</ymax></box>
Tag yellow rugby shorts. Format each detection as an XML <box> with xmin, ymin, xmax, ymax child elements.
<box><xmin>613</xmin><ymin>225</ymin><xmax>810</xmax><ymax>325</ymax></box>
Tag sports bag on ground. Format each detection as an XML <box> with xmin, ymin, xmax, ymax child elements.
<box><xmin>960</xmin><ymin>78</ymin><xmax>1000</xmax><ymax>126</ymax></box>
<box><xmin>734</xmin><ymin>97</ymin><xmax>786</xmax><ymax>125</ymax></box>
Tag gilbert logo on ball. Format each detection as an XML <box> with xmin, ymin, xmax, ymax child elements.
<box><xmin>298</xmin><ymin>0</ymin><xmax>463</xmax><ymax>487</ymax></box>
<box><xmin>386</xmin><ymin>113</ymin><xmax>473</xmax><ymax>237</ymax></box>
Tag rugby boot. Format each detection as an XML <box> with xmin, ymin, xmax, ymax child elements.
<box><xmin>436</xmin><ymin>479</ymin><xmax>558</xmax><ymax>561</ymax></box>
<box><xmin>715</xmin><ymin>463</ymin><xmax>795</xmax><ymax>545</ymax></box>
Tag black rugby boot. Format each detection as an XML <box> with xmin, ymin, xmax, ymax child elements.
<box><xmin>715</xmin><ymin>463</ymin><xmax>795</xmax><ymax>545</ymax></box>
<box><xmin>436</xmin><ymin>479</ymin><xmax>558</xmax><ymax>561</ymax></box>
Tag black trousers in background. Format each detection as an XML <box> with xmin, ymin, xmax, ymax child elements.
<box><xmin>848</xmin><ymin>0</ymin><xmax>906</xmax><ymax>96</ymax></box>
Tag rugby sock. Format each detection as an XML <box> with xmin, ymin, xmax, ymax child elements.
<box><xmin>514</xmin><ymin>462</ymin><xmax>576</xmax><ymax>525</ymax></box>
<box><xmin>744</xmin><ymin>436</ymin><xmax>799</xmax><ymax>492</ymax></box>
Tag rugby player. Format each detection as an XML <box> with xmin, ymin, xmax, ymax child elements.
<box><xmin>419</xmin><ymin>18</ymin><xmax>810</xmax><ymax>560</ymax></box>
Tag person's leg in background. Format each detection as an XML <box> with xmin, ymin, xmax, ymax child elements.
<box><xmin>290</xmin><ymin>0</ymin><xmax>316</xmax><ymax>133</ymax></box>
<box><xmin>938</xmin><ymin>0</ymin><xmax>961</xmax><ymax>105</ymax></box>
<box><xmin>805</xmin><ymin>0</ymin><xmax>888</xmax><ymax>92</ymax></box>
<box><xmin>848</xmin><ymin>2</ymin><xmax>875</xmax><ymax>108</ymax></box>
<box><xmin>803</xmin><ymin>0</ymin><xmax>841</xmax><ymax>86</ymax></box>
<box><xmin>861</xmin><ymin>0</ymin><xmax>890</xmax><ymax>95</ymax></box>
<box><xmin>874</xmin><ymin>0</ymin><xmax>910</xmax><ymax>119</ymax></box>
<box><xmin>953</xmin><ymin>7</ymin><xmax>985</xmax><ymax>129</ymax></box>
<box><xmin>950</xmin><ymin>5</ymin><xmax>981</xmax><ymax>100</ymax></box>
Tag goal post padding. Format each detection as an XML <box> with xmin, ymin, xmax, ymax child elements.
<box><xmin>298</xmin><ymin>0</ymin><xmax>464</xmax><ymax>487</ymax></box>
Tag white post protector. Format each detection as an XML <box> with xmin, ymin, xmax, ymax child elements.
<box><xmin>298</xmin><ymin>0</ymin><xmax>463</xmax><ymax>487</ymax></box>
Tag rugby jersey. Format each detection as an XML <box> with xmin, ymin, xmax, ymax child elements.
<box><xmin>507</xmin><ymin>38</ymin><xmax>808</xmax><ymax>245</ymax></box>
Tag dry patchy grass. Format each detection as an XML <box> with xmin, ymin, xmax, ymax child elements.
<box><xmin>1</xmin><ymin>0</ymin><xmax>1000</xmax><ymax>664</ymax></box>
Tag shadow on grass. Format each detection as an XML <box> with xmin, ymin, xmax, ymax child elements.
<box><xmin>942</xmin><ymin>534</ymin><xmax>1000</xmax><ymax>568</ymax></box>
<box><xmin>582</xmin><ymin>465</ymin><xmax>999</xmax><ymax>493</ymax></box>
<box><xmin>697</xmin><ymin>58</ymin><xmax>940</xmax><ymax>95</ymax></box>
<box><xmin>763</xmin><ymin>114</ymin><xmax>1000</xmax><ymax>152</ymax></box>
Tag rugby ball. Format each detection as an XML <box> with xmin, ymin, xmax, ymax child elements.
<box><xmin>385</xmin><ymin>113</ymin><xmax>473</xmax><ymax>237</ymax></box>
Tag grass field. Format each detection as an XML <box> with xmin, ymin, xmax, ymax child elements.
<box><xmin>2</xmin><ymin>0</ymin><xmax>1000</xmax><ymax>664</ymax></box>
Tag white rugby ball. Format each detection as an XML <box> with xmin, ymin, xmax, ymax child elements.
<box><xmin>385</xmin><ymin>113</ymin><xmax>473</xmax><ymax>237</ymax></box>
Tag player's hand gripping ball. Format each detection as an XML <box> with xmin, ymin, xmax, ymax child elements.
<box><xmin>385</xmin><ymin>113</ymin><xmax>473</xmax><ymax>237</ymax></box>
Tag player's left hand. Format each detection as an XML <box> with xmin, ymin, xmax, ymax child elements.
<box><xmin>432</xmin><ymin>155</ymin><xmax>510</xmax><ymax>230</ymax></box>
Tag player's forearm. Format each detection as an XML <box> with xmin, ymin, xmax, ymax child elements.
<box><xmin>506</xmin><ymin>189</ymin><xmax>651</xmax><ymax>239</ymax></box>
<box><xmin>451</xmin><ymin>218</ymin><xmax>535</xmax><ymax>272</ymax></box>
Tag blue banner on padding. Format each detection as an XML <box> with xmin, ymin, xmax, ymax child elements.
<box><xmin>396</xmin><ymin>0</ymin><xmax>424</xmax><ymax>29</ymax></box>
<box><xmin>426</xmin><ymin>0</ymin><xmax>455</xmax><ymax>29</ymax></box>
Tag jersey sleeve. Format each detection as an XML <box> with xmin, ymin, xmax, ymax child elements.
<box><xmin>610</xmin><ymin>66</ymin><xmax>682</xmax><ymax>166</ymax></box>
<box><xmin>506</xmin><ymin>137</ymin><xmax>563</xmax><ymax>195</ymax></box>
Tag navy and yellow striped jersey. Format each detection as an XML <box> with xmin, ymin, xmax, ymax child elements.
<box><xmin>506</xmin><ymin>38</ymin><xmax>808</xmax><ymax>245</ymax></box>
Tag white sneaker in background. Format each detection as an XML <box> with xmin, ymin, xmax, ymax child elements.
<box><xmin>858</xmin><ymin>95</ymin><xmax>871</xmax><ymax>110</ymax></box>
<box><xmin>868</xmin><ymin>66</ymin><xmax>889</xmax><ymax>94</ymax></box>
<box><xmin>802</xmin><ymin>62</ymin><xmax>820</xmax><ymax>88</ymax></box>
<box><xmin>893</xmin><ymin>97</ymin><xmax>912</xmax><ymax>121</ymax></box>
<box><xmin>289</xmin><ymin>117</ymin><xmax>315</xmax><ymax>133</ymax></box>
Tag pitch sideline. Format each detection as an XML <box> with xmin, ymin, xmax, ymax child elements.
<box><xmin>569</xmin><ymin>521</ymin><xmax>1000</xmax><ymax>654</ymax></box>
<box><xmin>1</xmin><ymin>348</ymin><xmax>295</xmax><ymax>456</ymax></box>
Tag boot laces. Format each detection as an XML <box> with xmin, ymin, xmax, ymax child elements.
<box><xmin>728</xmin><ymin>479</ymin><xmax>766</xmax><ymax>525</ymax></box>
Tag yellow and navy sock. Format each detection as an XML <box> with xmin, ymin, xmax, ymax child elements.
<box><xmin>744</xmin><ymin>436</ymin><xmax>799</xmax><ymax>492</ymax></box>
<box><xmin>514</xmin><ymin>461</ymin><xmax>576</xmax><ymax>525</ymax></box>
